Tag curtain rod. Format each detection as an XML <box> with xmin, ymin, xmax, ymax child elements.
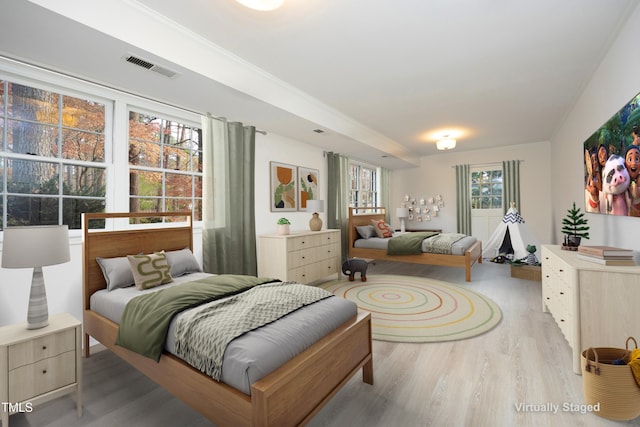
<box><xmin>451</xmin><ymin>160</ymin><xmax>523</xmax><ymax>168</ymax></box>
<box><xmin>205</xmin><ymin>112</ymin><xmax>266</xmax><ymax>135</ymax></box>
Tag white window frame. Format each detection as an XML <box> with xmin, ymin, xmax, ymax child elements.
<box><xmin>349</xmin><ymin>161</ymin><xmax>379</xmax><ymax>208</ymax></box>
<box><xmin>126</xmin><ymin>106</ymin><xmax>203</xmax><ymax>219</ymax></box>
<box><xmin>0</xmin><ymin>57</ymin><xmax>202</xmax><ymax>236</ymax></box>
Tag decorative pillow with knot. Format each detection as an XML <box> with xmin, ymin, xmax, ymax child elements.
<box><xmin>371</xmin><ymin>219</ymin><xmax>393</xmax><ymax>238</ymax></box>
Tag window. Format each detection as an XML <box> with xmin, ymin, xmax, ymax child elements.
<box><xmin>128</xmin><ymin>110</ymin><xmax>202</xmax><ymax>222</ymax></box>
<box><xmin>349</xmin><ymin>162</ymin><xmax>378</xmax><ymax>207</ymax></box>
<box><xmin>471</xmin><ymin>169</ymin><xmax>502</xmax><ymax>209</ymax></box>
<box><xmin>0</xmin><ymin>81</ymin><xmax>107</xmax><ymax>229</ymax></box>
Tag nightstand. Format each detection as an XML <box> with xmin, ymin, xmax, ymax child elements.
<box><xmin>0</xmin><ymin>313</ymin><xmax>82</xmax><ymax>426</ymax></box>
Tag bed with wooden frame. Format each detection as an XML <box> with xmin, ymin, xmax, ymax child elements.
<box><xmin>82</xmin><ymin>211</ymin><xmax>373</xmax><ymax>427</ymax></box>
<box><xmin>348</xmin><ymin>207</ymin><xmax>482</xmax><ymax>282</ymax></box>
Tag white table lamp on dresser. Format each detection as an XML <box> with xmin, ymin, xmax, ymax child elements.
<box><xmin>1</xmin><ymin>225</ymin><xmax>70</xmax><ymax>329</ymax></box>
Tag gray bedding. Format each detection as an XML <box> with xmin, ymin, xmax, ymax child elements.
<box><xmin>354</xmin><ymin>232</ymin><xmax>477</xmax><ymax>256</ymax></box>
<box><xmin>90</xmin><ymin>272</ymin><xmax>357</xmax><ymax>395</ymax></box>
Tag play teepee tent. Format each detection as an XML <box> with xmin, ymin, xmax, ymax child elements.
<box><xmin>485</xmin><ymin>203</ymin><xmax>540</xmax><ymax>261</ymax></box>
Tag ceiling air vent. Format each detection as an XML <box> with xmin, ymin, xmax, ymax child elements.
<box><xmin>123</xmin><ymin>54</ymin><xmax>179</xmax><ymax>78</ymax></box>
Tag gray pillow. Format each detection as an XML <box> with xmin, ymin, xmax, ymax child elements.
<box><xmin>165</xmin><ymin>248</ymin><xmax>202</xmax><ymax>277</ymax></box>
<box><xmin>96</xmin><ymin>256</ymin><xmax>135</xmax><ymax>291</ymax></box>
<box><xmin>356</xmin><ymin>225</ymin><xmax>376</xmax><ymax>239</ymax></box>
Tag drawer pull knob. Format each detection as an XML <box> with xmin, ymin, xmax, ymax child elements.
<box><xmin>42</xmin><ymin>370</ymin><xmax>47</xmax><ymax>374</ymax></box>
<box><xmin>302</xmin><ymin>256</ymin><xmax>305</xmax><ymax>259</ymax></box>
<box><xmin>42</xmin><ymin>345</ymin><xmax>47</xmax><ymax>350</ymax></box>
<box><xmin>560</xmin><ymin>292</ymin><xmax>564</xmax><ymax>295</ymax></box>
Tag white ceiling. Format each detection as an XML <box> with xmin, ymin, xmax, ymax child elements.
<box><xmin>2</xmin><ymin>0</ymin><xmax>638</xmax><ymax>169</ymax></box>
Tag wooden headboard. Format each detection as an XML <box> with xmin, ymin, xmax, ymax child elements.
<box><xmin>81</xmin><ymin>211</ymin><xmax>193</xmax><ymax>311</ymax></box>
<box><xmin>348</xmin><ymin>207</ymin><xmax>387</xmax><ymax>249</ymax></box>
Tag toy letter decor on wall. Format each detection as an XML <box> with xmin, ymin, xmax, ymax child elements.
<box><xmin>583</xmin><ymin>91</ymin><xmax>640</xmax><ymax>217</ymax></box>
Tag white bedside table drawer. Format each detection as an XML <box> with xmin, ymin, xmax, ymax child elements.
<box><xmin>9</xmin><ymin>350</ymin><xmax>76</xmax><ymax>403</ymax></box>
<box><xmin>1</xmin><ymin>313</ymin><xmax>82</xmax><ymax>426</ymax></box>
<box><xmin>8</xmin><ymin>328</ymin><xmax>75</xmax><ymax>370</ymax></box>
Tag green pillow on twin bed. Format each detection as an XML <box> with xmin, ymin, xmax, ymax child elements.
<box><xmin>127</xmin><ymin>251</ymin><xmax>173</xmax><ymax>290</ymax></box>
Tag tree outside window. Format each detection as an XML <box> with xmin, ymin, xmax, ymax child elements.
<box><xmin>471</xmin><ymin>169</ymin><xmax>502</xmax><ymax>209</ymax></box>
<box><xmin>128</xmin><ymin>111</ymin><xmax>202</xmax><ymax>223</ymax></box>
<box><xmin>0</xmin><ymin>81</ymin><xmax>106</xmax><ymax>229</ymax></box>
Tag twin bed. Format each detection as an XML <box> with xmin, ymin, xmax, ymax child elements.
<box><xmin>348</xmin><ymin>207</ymin><xmax>483</xmax><ymax>282</ymax></box>
<box><xmin>82</xmin><ymin>211</ymin><xmax>373</xmax><ymax>427</ymax></box>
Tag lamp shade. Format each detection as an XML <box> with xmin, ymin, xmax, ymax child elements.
<box><xmin>396</xmin><ymin>207</ymin><xmax>410</xmax><ymax>218</ymax></box>
<box><xmin>2</xmin><ymin>225</ymin><xmax>70</xmax><ymax>269</ymax></box>
<box><xmin>306</xmin><ymin>199</ymin><xmax>325</xmax><ymax>213</ymax></box>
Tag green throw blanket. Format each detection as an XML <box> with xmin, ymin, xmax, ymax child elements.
<box><xmin>387</xmin><ymin>232</ymin><xmax>439</xmax><ymax>255</ymax></box>
<box><xmin>174</xmin><ymin>282</ymin><xmax>333</xmax><ymax>380</ymax></box>
<box><xmin>115</xmin><ymin>274</ymin><xmax>277</xmax><ymax>361</ymax></box>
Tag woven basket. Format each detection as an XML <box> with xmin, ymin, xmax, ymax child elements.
<box><xmin>581</xmin><ymin>337</ymin><xmax>640</xmax><ymax>421</ymax></box>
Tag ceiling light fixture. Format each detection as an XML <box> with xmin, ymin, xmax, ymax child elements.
<box><xmin>234</xmin><ymin>0</ymin><xmax>285</xmax><ymax>11</ymax></box>
<box><xmin>436</xmin><ymin>136</ymin><xmax>456</xmax><ymax>150</ymax></box>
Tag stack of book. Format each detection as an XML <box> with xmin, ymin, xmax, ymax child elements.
<box><xmin>577</xmin><ymin>245</ymin><xmax>636</xmax><ymax>266</ymax></box>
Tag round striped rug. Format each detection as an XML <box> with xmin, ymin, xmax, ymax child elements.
<box><xmin>319</xmin><ymin>274</ymin><xmax>502</xmax><ymax>343</ymax></box>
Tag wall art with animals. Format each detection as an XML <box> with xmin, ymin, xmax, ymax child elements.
<box><xmin>584</xmin><ymin>91</ymin><xmax>640</xmax><ymax>217</ymax></box>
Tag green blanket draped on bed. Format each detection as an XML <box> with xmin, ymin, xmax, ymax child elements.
<box><xmin>115</xmin><ymin>274</ymin><xmax>277</xmax><ymax>361</ymax></box>
<box><xmin>387</xmin><ymin>231</ymin><xmax>439</xmax><ymax>255</ymax></box>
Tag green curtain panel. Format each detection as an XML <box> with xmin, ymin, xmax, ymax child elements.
<box><xmin>503</xmin><ymin>160</ymin><xmax>520</xmax><ymax>214</ymax></box>
<box><xmin>455</xmin><ymin>164</ymin><xmax>472</xmax><ymax>235</ymax></box>
<box><xmin>379</xmin><ymin>167</ymin><xmax>391</xmax><ymax>223</ymax></box>
<box><xmin>202</xmin><ymin>115</ymin><xmax>257</xmax><ymax>275</ymax></box>
<box><xmin>326</xmin><ymin>152</ymin><xmax>350</xmax><ymax>259</ymax></box>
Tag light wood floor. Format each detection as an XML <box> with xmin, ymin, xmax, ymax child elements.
<box><xmin>7</xmin><ymin>261</ymin><xmax>639</xmax><ymax>427</ymax></box>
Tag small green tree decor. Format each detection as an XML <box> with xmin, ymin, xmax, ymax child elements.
<box><xmin>561</xmin><ymin>202</ymin><xmax>589</xmax><ymax>249</ymax></box>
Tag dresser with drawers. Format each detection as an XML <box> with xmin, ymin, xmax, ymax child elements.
<box><xmin>258</xmin><ymin>229</ymin><xmax>341</xmax><ymax>284</ymax></box>
<box><xmin>541</xmin><ymin>245</ymin><xmax>640</xmax><ymax>374</ymax></box>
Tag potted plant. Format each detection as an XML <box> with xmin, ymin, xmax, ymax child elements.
<box><xmin>561</xmin><ymin>202</ymin><xmax>589</xmax><ymax>249</ymax></box>
<box><xmin>277</xmin><ymin>217</ymin><xmax>291</xmax><ymax>235</ymax></box>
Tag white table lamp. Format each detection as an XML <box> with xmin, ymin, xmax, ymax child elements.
<box><xmin>2</xmin><ymin>225</ymin><xmax>70</xmax><ymax>329</ymax></box>
<box><xmin>306</xmin><ymin>199</ymin><xmax>325</xmax><ymax>231</ymax></box>
<box><xmin>396</xmin><ymin>207</ymin><xmax>410</xmax><ymax>232</ymax></box>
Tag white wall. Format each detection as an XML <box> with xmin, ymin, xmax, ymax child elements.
<box><xmin>551</xmin><ymin>5</ymin><xmax>640</xmax><ymax>250</ymax></box>
<box><xmin>391</xmin><ymin>141</ymin><xmax>553</xmax><ymax>246</ymax></box>
<box><xmin>254</xmin><ymin>132</ymin><xmax>328</xmax><ymax>240</ymax></box>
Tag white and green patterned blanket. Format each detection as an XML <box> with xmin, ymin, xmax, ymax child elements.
<box><xmin>422</xmin><ymin>233</ymin><xmax>466</xmax><ymax>254</ymax></box>
<box><xmin>173</xmin><ymin>282</ymin><xmax>332</xmax><ymax>380</ymax></box>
